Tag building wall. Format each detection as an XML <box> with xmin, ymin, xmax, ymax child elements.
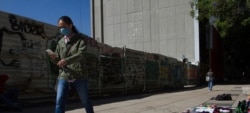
<box><xmin>91</xmin><ymin>0</ymin><xmax>200</xmax><ymax>64</ymax></box>
<box><xmin>0</xmin><ymin>11</ymin><xmax>58</xmax><ymax>94</ymax></box>
<box><xmin>0</xmin><ymin>10</ymin><xmax>199</xmax><ymax>97</ymax></box>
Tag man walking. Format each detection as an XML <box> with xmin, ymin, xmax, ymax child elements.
<box><xmin>206</xmin><ymin>69</ymin><xmax>214</xmax><ymax>91</ymax></box>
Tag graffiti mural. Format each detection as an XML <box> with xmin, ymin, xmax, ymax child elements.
<box><xmin>85</xmin><ymin>53</ymin><xmax>100</xmax><ymax>94</ymax></box>
<box><xmin>8</xmin><ymin>14</ymin><xmax>46</xmax><ymax>38</ymax></box>
<box><xmin>98</xmin><ymin>47</ymin><xmax>124</xmax><ymax>93</ymax></box>
<box><xmin>0</xmin><ymin>11</ymin><xmax>200</xmax><ymax>99</ymax></box>
<box><xmin>0</xmin><ymin>11</ymin><xmax>58</xmax><ymax>96</ymax></box>
<box><xmin>100</xmin><ymin>54</ymin><xmax>122</xmax><ymax>85</ymax></box>
<box><xmin>123</xmin><ymin>48</ymin><xmax>145</xmax><ymax>93</ymax></box>
<box><xmin>159</xmin><ymin>57</ymin><xmax>171</xmax><ymax>88</ymax></box>
<box><xmin>145</xmin><ymin>54</ymin><xmax>160</xmax><ymax>90</ymax></box>
<box><xmin>173</xmin><ymin>64</ymin><xmax>184</xmax><ymax>87</ymax></box>
<box><xmin>0</xmin><ymin>27</ymin><xmax>49</xmax><ymax>94</ymax></box>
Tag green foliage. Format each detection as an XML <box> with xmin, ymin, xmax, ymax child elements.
<box><xmin>191</xmin><ymin>0</ymin><xmax>250</xmax><ymax>38</ymax></box>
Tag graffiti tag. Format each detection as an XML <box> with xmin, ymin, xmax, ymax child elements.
<box><xmin>8</xmin><ymin>15</ymin><xmax>45</xmax><ymax>37</ymax></box>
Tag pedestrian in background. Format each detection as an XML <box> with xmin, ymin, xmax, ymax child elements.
<box><xmin>206</xmin><ymin>69</ymin><xmax>214</xmax><ymax>91</ymax></box>
<box><xmin>48</xmin><ymin>16</ymin><xmax>94</xmax><ymax>113</ymax></box>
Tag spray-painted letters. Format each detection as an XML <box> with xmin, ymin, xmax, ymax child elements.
<box><xmin>8</xmin><ymin>15</ymin><xmax>45</xmax><ymax>38</ymax></box>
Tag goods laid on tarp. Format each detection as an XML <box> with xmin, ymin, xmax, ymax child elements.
<box><xmin>182</xmin><ymin>104</ymin><xmax>233</xmax><ymax>113</ymax></box>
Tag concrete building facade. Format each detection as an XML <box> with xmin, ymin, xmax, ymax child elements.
<box><xmin>91</xmin><ymin>0</ymin><xmax>200</xmax><ymax>64</ymax></box>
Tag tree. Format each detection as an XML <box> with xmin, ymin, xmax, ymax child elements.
<box><xmin>191</xmin><ymin>0</ymin><xmax>250</xmax><ymax>38</ymax></box>
<box><xmin>191</xmin><ymin>0</ymin><xmax>250</xmax><ymax>80</ymax></box>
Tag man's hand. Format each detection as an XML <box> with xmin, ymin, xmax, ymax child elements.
<box><xmin>57</xmin><ymin>59</ymin><xmax>67</xmax><ymax>67</ymax></box>
<box><xmin>49</xmin><ymin>53</ymin><xmax>58</xmax><ymax>60</ymax></box>
<box><xmin>46</xmin><ymin>49</ymin><xmax>57</xmax><ymax>60</ymax></box>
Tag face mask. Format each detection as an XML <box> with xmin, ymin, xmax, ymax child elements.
<box><xmin>60</xmin><ymin>28</ymin><xmax>70</xmax><ymax>35</ymax></box>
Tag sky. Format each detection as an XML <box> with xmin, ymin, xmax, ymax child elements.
<box><xmin>0</xmin><ymin>0</ymin><xmax>91</xmax><ymax>36</ymax></box>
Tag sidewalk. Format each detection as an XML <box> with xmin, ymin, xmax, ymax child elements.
<box><xmin>92</xmin><ymin>84</ymin><xmax>250</xmax><ymax>113</ymax></box>
<box><xmin>202</xmin><ymin>85</ymin><xmax>247</xmax><ymax>108</ymax></box>
<box><xmin>186</xmin><ymin>84</ymin><xmax>249</xmax><ymax>113</ymax></box>
<box><xmin>4</xmin><ymin>84</ymin><xmax>250</xmax><ymax>113</ymax></box>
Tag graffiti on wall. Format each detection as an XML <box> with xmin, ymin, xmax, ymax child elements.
<box><xmin>124</xmin><ymin>53</ymin><xmax>145</xmax><ymax>90</ymax></box>
<box><xmin>8</xmin><ymin>14</ymin><xmax>46</xmax><ymax>38</ymax></box>
<box><xmin>85</xmin><ymin>53</ymin><xmax>99</xmax><ymax>89</ymax></box>
<box><xmin>145</xmin><ymin>54</ymin><xmax>160</xmax><ymax>81</ymax></box>
<box><xmin>0</xmin><ymin>27</ymin><xmax>47</xmax><ymax>93</ymax></box>
<box><xmin>0</xmin><ymin>9</ymin><xmax>201</xmax><ymax>98</ymax></box>
<box><xmin>100</xmin><ymin>53</ymin><xmax>123</xmax><ymax>86</ymax></box>
<box><xmin>172</xmin><ymin>65</ymin><xmax>184</xmax><ymax>86</ymax></box>
<box><xmin>159</xmin><ymin>59</ymin><xmax>172</xmax><ymax>87</ymax></box>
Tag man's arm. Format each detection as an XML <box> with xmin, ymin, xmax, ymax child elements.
<box><xmin>64</xmin><ymin>39</ymin><xmax>86</xmax><ymax>65</ymax></box>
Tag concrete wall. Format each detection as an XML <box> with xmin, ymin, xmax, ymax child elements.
<box><xmin>0</xmin><ymin>10</ymin><xmax>199</xmax><ymax>97</ymax></box>
<box><xmin>0</xmin><ymin>11</ymin><xmax>58</xmax><ymax>94</ymax></box>
<box><xmin>0</xmin><ymin>11</ymin><xmax>102</xmax><ymax>96</ymax></box>
<box><xmin>91</xmin><ymin>0</ymin><xmax>200</xmax><ymax>64</ymax></box>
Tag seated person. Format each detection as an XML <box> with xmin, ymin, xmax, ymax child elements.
<box><xmin>0</xmin><ymin>74</ymin><xmax>22</xmax><ymax>111</ymax></box>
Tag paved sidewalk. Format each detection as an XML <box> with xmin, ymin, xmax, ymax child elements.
<box><xmin>92</xmin><ymin>85</ymin><xmax>249</xmax><ymax>113</ymax></box>
<box><xmin>4</xmin><ymin>84</ymin><xmax>250</xmax><ymax>113</ymax></box>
